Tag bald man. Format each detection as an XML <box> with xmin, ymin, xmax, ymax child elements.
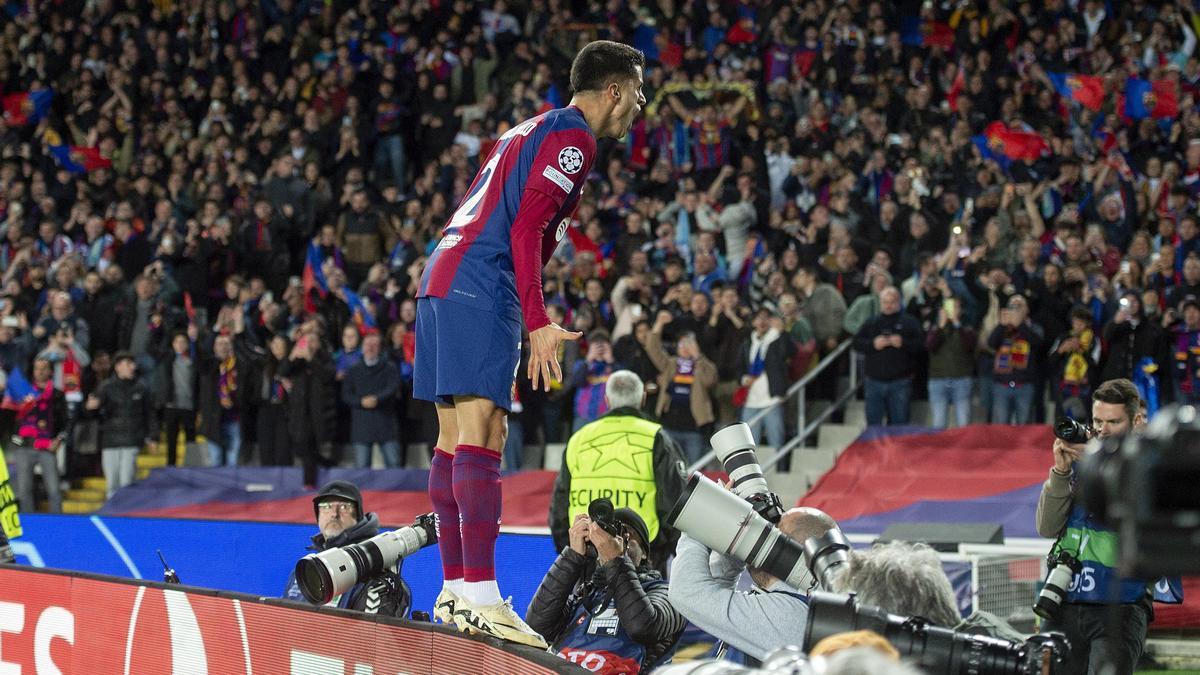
<box><xmin>669</xmin><ymin>507</ymin><xmax>840</xmax><ymax>666</ymax></box>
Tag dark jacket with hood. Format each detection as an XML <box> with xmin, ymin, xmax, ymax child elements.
<box><xmin>89</xmin><ymin>375</ymin><xmax>157</xmax><ymax>449</ymax></box>
<box><xmin>526</xmin><ymin>547</ymin><xmax>686</xmax><ymax>673</ymax></box>
<box><xmin>282</xmin><ymin>512</ymin><xmax>411</xmax><ymax>617</ymax></box>
<box><xmin>340</xmin><ymin>355</ymin><xmax>401</xmax><ymax>444</ymax></box>
<box><xmin>280</xmin><ymin>349</ymin><xmax>336</xmax><ymax>444</ymax></box>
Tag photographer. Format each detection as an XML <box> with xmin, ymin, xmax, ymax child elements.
<box><xmin>283</xmin><ymin>480</ymin><xmax>411</xmax><ymax>617</ymax></box>
<box><xmin>668</xmin><ymin>507</ymin><xmax>839</xmax><ymax>665</ymax></box>
<box><xmin>830</xmin><ymin>541</ymin><xmax>1024</xmax><ymax>642</ymax></box>
<box><xmin>527</xmin><ymin>507</ymin><xmax>686</xmax><ymax>674</ymax></box>
<box><xmin>1036</xmin><ymin>378</ymin><xmax>1180</xmax><ymax>675</ymax></box>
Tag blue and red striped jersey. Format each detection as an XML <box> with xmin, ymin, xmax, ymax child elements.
<box><xmin>688</xmin><ymin>118</ymin><xmax>731</xmax><ymax>170</ymax></box>
<box><xmin>418</xmin><ymin>105</ymin><xmax>596</xmax><ymax>332</ymax></box>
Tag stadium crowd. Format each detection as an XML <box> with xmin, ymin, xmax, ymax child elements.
<box><xmin>2</xmin><ymin>0</ymin><xmax>1200</xmax><ymax>507</ymax></box>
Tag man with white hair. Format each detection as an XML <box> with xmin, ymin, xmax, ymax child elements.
<box><xmin>549</xmin><ymin>369</ymin><xmax>687</xmax><ymax>571</ymax></box>
<box><xmin>831</xmin><ymin>541</ymin><xmax>1024</xmax><ymax>642</ymax></box>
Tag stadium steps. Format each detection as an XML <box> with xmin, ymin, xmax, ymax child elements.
<box><xmin>66</xmin><ymin>488</ymin><xmax>105</xmax><ymax>502</ymax></box>
<box><xmin>61</xmin><ymin>499</ymin><xmax>101</xmax><ymax>514</ymax></box>
<box><xmin>37</xmin><ymin>498</ymin><xmax>102</xmax><ymax>514</ymax></box>
<box><xmin>793</xmin><ymin>393</ymin><xmax>869</xmax><ymax>493</ymax></box>
<box><xmin>786</xmin><ymin>441</ymin><xmax>843</xmax><ymax>494</ymax></box>
<box><xmin>62</xmin><ymin>477</ymin><xmax>108</xmax><ymax>514</ymax></box>
<box><xmin>844</xmin><ymin>400</ymin><xmax>866</xmax><ymax>427</ymax></box>
<box><xmin>58</xmin><ymin>431</ymin><xmax>177</xmax><ymax>514</ymax></box>
<box><xmin>136</xmin><ymin>454</ymin><xmax>166</xmax><ymax>470</ymax></box>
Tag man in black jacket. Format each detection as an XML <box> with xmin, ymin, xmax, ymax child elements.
<box><xmin>852</xmin><ymin>286</ymin><xmax>923</xmax><ymax>425</ymax></box>
<box><xmin>1099</xmin><ymin>291</ymin><xmax>1164</xmax><ymax>385</ymax></box>
<box><xmin>282</xmin><ymin>480</ymin><xmax>411</xmax><ymax>617</ymax></box>
<box><xmin>281</xmin><ymin>329</ymin><xmax>335</xmax><ymax>489</ymax></box>
<box><xmin>77</xmin><ymin>270</ymin><xmax>122</xmax><ymax>356</ymax></box>
<box><xmin>85</xmin><ymin>352</ymin><xmax>156</xmax><ymax>498</ymax></box>
<box><xmin>550</xmin><ymin>370</ymin><xmax>687</xmax><ymax>573</ymax></box>
<box><xmin>341</xmin><ymin>332</ymin><xmax>401</xmax><ymax>468</ymax></box>
<box><xmin>528</xmin><ymin>508</ymin><xmax>686</xmax><ymax>673</ymax></box>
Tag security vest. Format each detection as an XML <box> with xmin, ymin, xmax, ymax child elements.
<box><xmin>0</xmin><ymin>450</ymin><xmax>20</xmax><ymax>540</ymax></box>
<box><xmin>1052</xmin><ymin>504</ymin><xmax>1183</xmax><ymax>605</ymax></box>
<box><xmin>566</xmin><ymin>414</ymin><xmax>662</xmax><ymax>543</ymax></box>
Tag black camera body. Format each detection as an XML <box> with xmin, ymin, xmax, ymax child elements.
<box><xmin>1077</xmin><ymin>404</ymin><xmax>1200</xmax><ymax>577</ymax></box>
<box><xmin>746</xmin><ymin>491</ymin><xmax>784</xmax><ymax>525</ymax></box>
<box><xmin>804</xmin><ymin>591</ymin><xmax>1070</xmax><ymax>675</ymax></box>
<box><xmin>588</xmin><ymin>497</ymin><xmax>622</xmax><ymax>538</ymax></box>
<box><xmin>1054</xmin><ymin>417</ymin><xmax>1091</xmax><ymax>445</ymax></box>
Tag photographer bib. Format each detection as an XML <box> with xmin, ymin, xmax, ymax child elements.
<box><xmin>557</xmin><ymin>579</ymin><xmax>672</xmax><ymax>674</ymax></box>
<box><xmin>1054</xmin><ymin>505</ymin><xmax>1183</xmax><ymax>605</ymax></box>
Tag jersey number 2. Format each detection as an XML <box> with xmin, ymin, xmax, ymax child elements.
<box><xmin>446</xmin><ymin>121</ymin><xmax>539</xmax><ymax>230</ymax></box>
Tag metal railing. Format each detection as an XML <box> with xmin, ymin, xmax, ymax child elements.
<box><xmin>686</xmin><ymin>337</ymin><xmax>863</xmax><ymax>474</ymax></box>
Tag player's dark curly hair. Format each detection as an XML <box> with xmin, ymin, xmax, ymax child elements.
<box><xmin>570</xmin><ymin>40</ymin><xmax>645</xmax><ymax>94</ymax></box>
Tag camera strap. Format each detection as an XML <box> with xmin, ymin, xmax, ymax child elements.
<box><xmin>1047</xmin><ymin>506</ymin><xmax>1084</xmax><ymax>563</ymax></box>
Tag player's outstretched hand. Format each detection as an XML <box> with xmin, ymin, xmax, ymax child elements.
<box><xmin>529</xmin><ymin>323</ymin><xmax>583</xmax><ymax>392</ymax></box>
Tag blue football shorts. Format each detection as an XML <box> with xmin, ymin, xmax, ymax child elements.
<box><xmin>413</xmin><ymin>296</ymin><xmax>520</xmax><ymax>412</ymax></box>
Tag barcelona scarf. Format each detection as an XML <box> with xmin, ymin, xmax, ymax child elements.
<box><xmin>1059</xmin><ymin>329</ymin><xmax>1093</xmax><ymax>398</ymax></box>
<box><xmin>574</xmin><ymin>362</ymin><xmax>611</xmax><ymax>422</ymax></box>
<box><xmin>271</xmin><ymin>376</ymin><xmax>287</xmax><ymax>403</ymax></box>
<box><xmin>672</xmin><ymin>358</ymin><xmax>696</xmax><ymax>400</ymax></box>
<box><xmin>218</xmin><ymin>356</ymin><xmax>238</xmax><ymax>410</ymax></box>
<box><xmin>993</xmin><ymin>334</ymin><xmax>1031</xmax><ymax>375</ymax></box>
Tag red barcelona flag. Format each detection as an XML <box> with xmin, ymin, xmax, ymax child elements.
<box><xmin>902</xmin><ymin>17</ymin><xmax>954</xmax><ymax>49</ymax></box>
<box><xmin>1</xmin><ymin>89</ymin><xmax>52</xmax><ymax>126</ymax></box>
<box><xmin>44</xmin><ymin>129</ymin><xmax>112</xmax><ymax>174</ymax></box>
<box><xmin>1124</xmin><ymin>77</ymin><xmax>1178</xmax><ymax>120</ymax></box>
<box><xmin>983</xmin><ymin>122</ymin><xmax>1050</xmax><ymax>161</ymax></box>
<box><xmin>1047</xmin><ymin>72</ymin><xmax>1105</xmax><ymax>111</ymax></box>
